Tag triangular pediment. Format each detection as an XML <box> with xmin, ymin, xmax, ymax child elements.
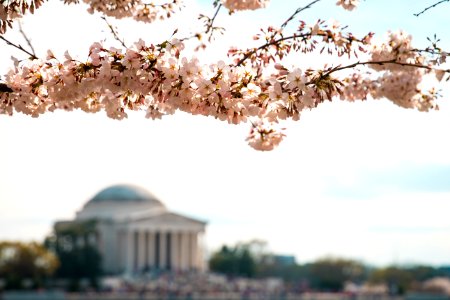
<box><xmin>127</xmin><ymin>212</ymin><xmax>206</xmax><ymax>231</ymax></box>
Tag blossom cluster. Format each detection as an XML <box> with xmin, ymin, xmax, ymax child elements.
<box><xmin>336</xmin><ymin>0</ymin><xmax>359</xmax><ymax>11</ymax></box>
<box><xmin>0</xmin><ymin>27</ymin><xmax>443</xmax><ymax>150</ymax></box>
<box><xmin>63</xmin><ymin>0</ymin><xmax>182</xmax><ymax>23</ymax></box>
<box><xmin>367</xmin><ymin>31</ymin><xmax>439</xmax><ymax>111</ymax></box>
<box><xmin>230</xmin><ymin>19</ymin><xmax>374</xmax><ymax>76</ymax></box>
<box><xmin>0</xmin><ymin>0</ymin><xmax>45</xmax><ymax>33</ymax></box>
<box><xmin>221</xmin><ymin>0</ymin><xmax>269</xmax><ymax>11</ymax></box>
<box><xmin>0</xmin><ymin>38</ymin><xmax>310</xmax><ymax>150</ymax></box>
<box><xmin>1</xmin><ymin>0</ymin><xmax>446</xmax><ymax>151</ymax></box>
<box><xmin>246</xmin><ymin>119</ymin><xmax>285</xmax><ymax>151</ymax></box>
<box><xmin>0</xmin><ymin>0</ymin><xmax>181</xmax><ymax>33</ymax></box>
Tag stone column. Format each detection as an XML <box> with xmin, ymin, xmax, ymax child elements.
<box><xmin>180</xmin><ymin>231</ymin><xmax>189</xmax><ymax>271</ymax></box>
<box><xmin>171</xmin><ymin>231</ymin><xmax>179</xmax><ymax>271</ymax></box>
<box><xmin>197</xmin><ymin>231</ymin><xmax>206</xmax><ymax>271</ymax></box>
<box><xmin>177</xmin><ymin>232</ymin><xmax>182</xmax><ymax>270</ymax></box>
<box><xmin>138</xmin><ymin>230</ymin><xmax>146</xmax><ymax>271</ymax></box>
<box><xmin>148</xmin><ymin>231</ymin><xmax>155</xmax><ymax>268</ymax></box>
<box><xmin>190</xmin><ymin>232</ymin><xmax>198</xmax><ymax>270</ymax></box>
<box><xmin>159</xmin><ymin>230</ymin><xmax>166</xmax><ymax>269</ymax></box>
<box><xmin>125</xmin><ymin>229</ymin><xmax>134</xmax><ymax>274</ymax></box>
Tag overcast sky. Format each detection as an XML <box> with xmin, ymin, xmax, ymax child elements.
<box><xmin>1</xmin><ymin>0</ymin><xmax>450</xmax><ymax>266</ymax></box>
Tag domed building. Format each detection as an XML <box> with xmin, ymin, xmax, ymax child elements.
<box><xmin>54</xmin><ymin>185</ymin><xmax>207</xmax><ymax>275</ymax></box>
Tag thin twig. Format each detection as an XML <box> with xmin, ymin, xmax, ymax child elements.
<box><xmin>101</xmin><ymin>16</ymin><xmax>128</xmax><ymax>48</ymax></box>
<box><xmin>180</xmin><ymin>3</ymin><xmax>224</xmax><ymax>43</ymax></box>
<box><xmin>208</xmin><ymin>4</ymin><xmax>222</xmax><ymax>31</ymax></box>
<box><xmin>0</xmin><ymin>36</ymin><xmax>38</xmax><ymax>60</ymax></box>
<box><xmin>18</xmin><ymin>20</ymin><xmax>36</xmax><ymax>57</ymax></box>
<box><xmin>205</xmin><ymin>3</ymin><xmax>223</xmax><ymax>39</ymax></box>
<box><xmin>235</xmin><ymin>33</ymin><xmax>317</xmax><ymax>66</ymax></box>
<box><xmin>235</xmin><ymin>0</ymin><xmax>322</xmax><ymax>66</ymax></box>
<box><xmin>414</xmin><ymin>0</ymin><xmax>449</xmax><ymax>17</ymax></box>
<box><xmin>281</xmin><ymin>0</ymin><xmax>322</xmax><ymax>29</ymax></box>
<box><xmin>320</xmin><ymin>59</ymin><xmax>447</xmax><ymax>79</ymax></box>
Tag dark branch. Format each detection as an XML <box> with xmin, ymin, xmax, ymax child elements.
<box><xmin>180</xmin><ymin>3</ymin><xmax>224</xmax><ymax>44</ymax></box>
<box><xmin>0</xmin><ymin>36</ymin><xmax>38</xmax><ymax>60</ymax></box>
<box><xmin>414</xmin><ymin>0</ymin><xmax>449</xmax><ymax>17</ymax></box>
<box><xmin>280</xmin><ymin>0</ymin><xmax>322</xmax><ymax>29</ymax></box>
<box><xmin>235</xmin><ymin>0</ymin><xmax>323</xmax><ymax>67</ymax></box>
<box><xmin>235</xmin><ymin>33</ymin><xmax>321</xmax><ymax>67</ymax></box>
<box><xmin>0</xmin><ymin>83</ymin><xmax>13</xmax><ymax>93</ymax></box>
<box><xmin>321</xmin><ymin>59</ymin><xmax>448</xmax><ymax>79</ymax></box>
<box><xmin>209</xmin><ymin>3</ymin><xmax>222</xmax><ymax>31</ymax></box>
<box><xmin>235</xmin><ymin>35</ymin><xmax>297</xmax><ymax>66</ymax></box>
<box><xmin>203</xmin><ymin>3</ymin><xmax>224</xmax><ymax>42</ymax></box>
<box><xmin>101</xmin><ymin>16</ymin><xmax>128</xmax><ymax>49</ymax></box>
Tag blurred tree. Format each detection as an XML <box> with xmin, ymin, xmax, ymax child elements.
<box><xmin>239</xmin><ymin>248</ymin><xmax>256</xmax><ymax>277</ymax></box>
<box><xmin>407</xmin><ymin>265</ymin><xmax>439</xmax><ymax>282</ymax></box>
<box><xmin>45</xmin><ymin>220</ymin><xmax>102</xmax><ymax>291</ymax></box>
<box><xmin>209</xmin><ymin>245</ymin><xmax>238</xmax><ymax>276</ymax></box>
<box><xmin>368</xmin><ymin>266</ymin><xmax>414</xmax><ymax>295</ymax></box>
<box><xmin>308</xmin><ymin>257</ymin><xmax>367</xmax><ymax>291</ymax></box>
<box><xmin>209</xmin><ymin>242</ymin><xmax>257</xmax><ymax>277</ymax></box>
<box><xmin>0</xmin><ymin>241</ymin><xmax>59</xmax><ymax>290</ymax></box>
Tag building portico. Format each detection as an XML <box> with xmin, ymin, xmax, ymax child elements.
<box><xmin>55</xmin><ymin>185</ymin><xmax>207</xmax><ymax>275</ymax></box>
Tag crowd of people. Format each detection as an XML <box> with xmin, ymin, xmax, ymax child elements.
<box><xmin>95</xmin><ymin>271</ymin><xmax>392</xmax><ymax>300</ymax></box>
<box><xmin>101</xmin><ymin>271</ymin><xmax>297</xmax><ymax>299</ymax></box>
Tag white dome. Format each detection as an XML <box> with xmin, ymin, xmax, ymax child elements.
<box><xmin>76</xmin><ymin>185</ymin><xmax>166</xmax><ymax>220</ymax></box>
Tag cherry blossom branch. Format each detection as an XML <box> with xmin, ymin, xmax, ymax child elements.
<box><xmin>18</xmin><ymin>20</ymin><xmax>36</xmax><ymax>57</ymax></box>
<box><xmin>280</xmin><ymin>0</ymin><xmax>322</xmax><ymax>29</ymax></box>
<box><xmin>322</xmin><ymin>59</ymin><xmax>450</xmax><ymax>78</ymax></box>
<box><xmin>414</xmin><ymin>0</ymin><xmax>450</xmax><ymax>17</ymax></box>
<box><xmin>63</xmin><ymin>0</ymin><xmax>183</xmax><ymax>23</ymax></box>
<box><xmin>101</xmin><ymin>16</ymin><xmax>128</xmax><ymax>48</ymax></box>
<box><xmin>234</xmin><ymin>28</ymin><xmax>367</xmax><ymax>67</ymax></box>
<box><xmin>234</xmin><ymin>33</ymin><xmax>311</xmax><ymax>66</ymax></box>
<box><xmin>0</xmin><ymin>35</ymin><xmax>38</xmax><ymax>59</ymax></box>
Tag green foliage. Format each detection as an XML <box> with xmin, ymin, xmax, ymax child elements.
<box><xmin>211</xmin><ymin>240</ymin><xmax>448</xmax><ymax>295</ymax></box>
<box><xmin>45</xmin><ymin>220</ymin><xmax>102</xmax><ymax>290</ymax></box>
<box><xmin>209</xmin><ymin>244</ymin><xmax>256</xmax><ymax>277</ymax></box>
<box><xmin>368</xmin><ymin>266</ymin><xmax>414</xmax><ymax>295</ymax></box>
<box><xmin>0</xmin><ymin>241</ymin><xmax>59</xmax><ymax>290</ymax></box>
<box><xmin>307</xmin><ymin>257</ymin><xmax>367</xmax><ymax>291</ymax></box>
<box><xmin>407</xmin><ymin>265</ymin><xmax>440</xmax><ymax>282</ymax></box>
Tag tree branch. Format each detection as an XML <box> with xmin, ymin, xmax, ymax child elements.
<box><xmin>414</xmin><ymin>0</ymin><xmax>450</xmax><ymax>17</ymax></box>
<box><xmin>206</xmin><ymin>3</ymin><xmax>223</xmax><ymax>38</ymax></box>
<box><xmin>0</xmin><ymin>36</ymin><xmax>38</xmax><ymax>60</ymax></box>
<box><xmin>235</xmin><ymin>33</ymin><xmax>311</xmax><ymax>66</ymax></box>
<box><xmin>280</xmin><ymin>0</ymin><xmax>322</xmax><ymax>29</ymax></box>
<box><xmin>321</xmin><ymin>59</ymin><xmax>448</xmax><ymax>79</ymax></box>
<box><xmin>101</xmin><ymin>16</ymin><xmax>128</xmax><ymax>48</ymax></box>
<box><xmin>18</xmin><ymin>21</ymin><xmax>37</xmax><ymax>57</ymax></box>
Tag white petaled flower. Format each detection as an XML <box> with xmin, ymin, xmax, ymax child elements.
<box><xmin>241</xmin><ymin>83</ymin><xmax>261</xmax><ymax>100</ymax></box>
<box><xmin>268</xmin><ymin>83</ymin><xmax>288</xmax><ymax>102</ymax></box>
<box><xmin>196</xmin><ymin>79</ymin><xmax>215</xmax><ymax>95</ymax></box>
<box><xmin>286</xmin><ymin>68</ymin><xmax>305</xmax><ymax>90</ymax></box>
<box><xmin>179</xmin><ymin>58</ymin><xmax>200</xmax><ymax>81</ymax></box>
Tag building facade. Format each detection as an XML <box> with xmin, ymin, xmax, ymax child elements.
<box><xmin>54</xmin><ymin>185</ymin><xmax>207</xmax><ymax>275</ymax></box>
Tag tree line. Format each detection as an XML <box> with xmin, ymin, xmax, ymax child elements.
<box><xmin>1</xmin><ymin>237</ymin><xmax>449</xmax><ymax>294</ymax></box>
<box><xmin>209</xmin><ymin>240</ymin><xmax>450</xmax><ymax>295</ymax></box>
